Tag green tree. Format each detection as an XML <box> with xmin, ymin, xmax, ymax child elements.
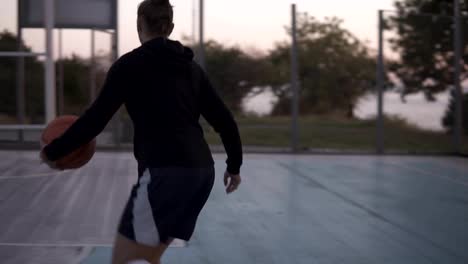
<box><xmin>0</xmin><ymin>31</ymin><xmax>17</xmax><ymax>118</ymax></box>
<box><xmin>58</xmin><ymin>55</ymin><xmax>92</xmax><ymax>114</ymax></box>
<box><xmin>442</xmin><ymin>89</ymin><xmax>468</xmax><ymax>134</ymax></box>
<box><xmin>197</xmin><ymin>40</ymin><xmax>270</xmax><ymax>113</ymax></box>
<box><xmin>387</xmin><ymin>0</ymin><xmax>468</xmax><ymax>100</ymax></box>
<box><xmin>0</xmin><ymin>31</ymin><xmax>44</xmax><ymax>123</ymax></box>
<box><xmin>0</xmin><ymin>31</ymin><xmax>105</xmax><ymax>123</ymax></box>
<box><xmin>268</xmin><ymin>15</ymin><xmax>375</xmax><ymax>117</ymax></box>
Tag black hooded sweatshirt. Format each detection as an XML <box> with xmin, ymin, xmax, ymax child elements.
<box><xmin>43</xmin><ymin>37</ymin><xmax>243</xmax><ymax>175</ymax></box>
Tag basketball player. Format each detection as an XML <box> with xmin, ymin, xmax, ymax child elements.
<box><xmin>40</xmin><ymin>0</ymin><xmax>243</xmax><ymax>263</ymax></box>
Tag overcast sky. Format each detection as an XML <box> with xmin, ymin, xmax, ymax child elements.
<box><xmin>0</xmin><ymin>0</ymin><xmax>395</xmax><ymax>57</ymax></box>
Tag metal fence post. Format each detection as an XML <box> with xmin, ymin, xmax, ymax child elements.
<box><xmin>291</xmin><ymin>4</ymin><xmax>300</xmax><ymax>153</ymax></box>
<box><xmin>110</xmin><ymin>0</ymin><xmax>122</xmax><ymax>148</ymax></box>
<box><xmin>453</xmin><ymin>0</ymin><xmax>463</xmax><ymax>154</ymax></box>
<box><xmin>199</xmin><ymin>0</ymin><xmax>206</xmax><ymax>70</ymax></box>
<box><xmin>90</xmin><ymin>29</ymin><xmax>97</xmax><ymax>103</ymax></box>
<box><xmin>44</xmin><ymin>0</ymin><xmax>56</xmax><ymax>123</ymax></box>
<box><xmin>16</xmin><ymin>18</ymin><xmax>25</xmax><ymax>142</ymax></box>
<box><xmin>58</xmin><ymin>29</ymin><xmax>65</xmax><ymax>115</ymax></box>
<box><xmin>376</xmin><ymin>10</ymin><xmax>385</xmax><ymax>155</ymax></box>
<box><xmin>112</xmin><ymin>26</ymin><xmax>122</xmax><ymax>147</ymax></box>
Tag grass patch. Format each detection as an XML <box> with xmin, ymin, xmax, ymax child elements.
<box><xmin>203</xmin><ymin>115</ymin><xmax>467</xmax><ymax>153</ymax></box>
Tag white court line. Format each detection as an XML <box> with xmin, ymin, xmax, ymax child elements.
<box><xmin>0</xmin><ymin>155</ymin><xmax>136</xmax><ymax>180</ymax></box>
<box><xmin>384</xmin><ymin>160</ymin><xmax>468</xmax><ymax>188</ymax></box>
<box><xmin>0</xmin><ymin>243</ymin><xmax>95</xmax><ymax>264</ymax></box>
<box><xmin>69</xmin><ymin>246</ymin><xmax>94</xmax><ymax>264</ymax></box>
<box><xmin>0</xmin><ymin>242</ymin><xmax>112</xmax><ymax>247</ymax></box>
<box><xmin>0</xmin><ymin>171</ymin><xmax>67</xmax><ymax>180</ymax></box>
<box><xmin>0</xmin><ymin>240</ymin><xmax>187</xmax><ymax>248</ymax></box>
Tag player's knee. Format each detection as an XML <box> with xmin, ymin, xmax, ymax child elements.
<box><xmin>127</xmin><ymin>260</ymin><xmax>151</xmax><ymax>264</ymax></box>
<box><xmin>150</xmin><ymin>251</ymin><xmax>163</xmax><ymax>264</ymax></box>
<box><xmin>150</xmin><ymin>258</ymin><xmax>161</xmax><ymax>264</ymax></box>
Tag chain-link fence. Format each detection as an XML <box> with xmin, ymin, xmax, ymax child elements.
<box><xmin>377</xmin><ymin>9</ymin><xmax>467</xmax><ymax>155</ymax></box>
<box><xmin>0</xmin><ymin>2</ymin><xmax>466</xmax><ymax>156</ymax></box>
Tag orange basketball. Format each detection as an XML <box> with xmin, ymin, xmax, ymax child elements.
<box><xmin>41</xmin><ymin>115</ymin><xmax>96</xmax><ymax>170</ymax></box>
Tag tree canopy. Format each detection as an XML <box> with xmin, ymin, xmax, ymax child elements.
<box><xmin>442</xmin><ymin>91</ymin><xmax>468</xmax><ymax>134</ymax></box>
<box><xmin>0</xmin><ymin>31</ymin><xmax>106</xmax><ymax>123</ymax></box>
<box><xmin>1</xmin><ymin>16</ymin><xmax>378</xmax><ymax>123</ymax></box>
<box><xmin>268</xmin><ymin>15</ymin><xmax>375</xmax><ymax>117</ymax></box>
<box><xmin>201</xmin><ymin>40</ymin><xmax>270</xmax><ymax>113</ymax></box>
<box><xmin>0</xmin><ymin>31</ymin><xmax>44</xmax><ymax>123</ymax></box>
<box><xmin>387</xmin><ymin>0</ymin><xmax>468</xmax><ymax>100</ymax></box>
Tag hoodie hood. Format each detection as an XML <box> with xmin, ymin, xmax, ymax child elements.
<box><xmin>140</xmin><ymin>37</ymin><xmax>194</xmax><ymax>65</ymax></box>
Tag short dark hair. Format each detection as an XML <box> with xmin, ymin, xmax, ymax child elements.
<box><xmin>138</xmin><ymin>0</ymin><xmax>173</xmax><ymax>36</ymax></box>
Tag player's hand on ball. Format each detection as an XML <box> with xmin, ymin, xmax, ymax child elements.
<box><xmin>40</xmin><ymin>149</ymin><xmax>60</xmax><ymax>170</ymax></box>
<box><xmin>224</xmin><ymin>171</ymin><xmax>241</xmax><ymax>194</ymax></box>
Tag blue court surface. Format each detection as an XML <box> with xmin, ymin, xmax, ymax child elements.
<box><xmin>0</xmin><ymin>150</ymin><xmax>467</xmax><ymax>264</ymax></box>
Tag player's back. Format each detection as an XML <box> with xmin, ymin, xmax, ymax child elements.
<box><xmin>121</xmin><ymin>37</ymin><xmax>214</xmax><ymax>173</ymax></box>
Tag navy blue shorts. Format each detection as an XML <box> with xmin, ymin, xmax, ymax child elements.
<box><xmin>118</xmin><ymin>166</ymin><xmax>215</xmax><ymax>246</ymax></box>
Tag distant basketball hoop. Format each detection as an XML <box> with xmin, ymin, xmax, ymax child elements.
<box><xmin>18</xmin><ymin>0</ymin><xmax>117</xmax><ymax>29</ymax></box>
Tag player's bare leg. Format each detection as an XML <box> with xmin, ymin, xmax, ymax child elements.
<box><xmin>111</xmin><ymin>234</ymin><xmax>173</xmax><ymax>264</ymax></box>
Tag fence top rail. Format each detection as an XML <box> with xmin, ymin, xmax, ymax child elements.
<box><xmin>0</xmin><ymin>52</ymin><xmax>47</xmax><ymax>58</ymax></box>
<box><xmin>379</xmin><ymin>9</ymin><xmax>468</xmax><ymax>19</ymax></box>
<box><xmin>0</xmin><ymin>125</ymin><xmax>45</xmax><ymax>130</ymax></box>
